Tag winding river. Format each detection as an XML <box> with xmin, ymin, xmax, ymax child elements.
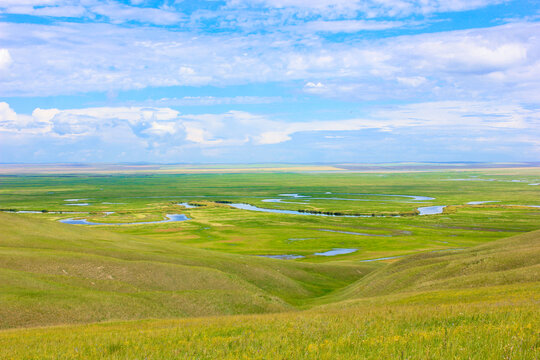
<box><xmin>228</xmin><ymin>203</ymin><xmax>367</xmax><ymax>217</ymax></box>
<box><xmin>231</xmin><ymin>192</ymin><xmax>445</xmax><ymax>217</ymax></box>
<box><xmin>9</xmin><ymin>191</ymin><xmax>536</xmax><ymax>227</ymax></box>
<box><xmin>230</xmin><ymin>203</ymin><xmax>448</xmax><ymax>217</ymax></box>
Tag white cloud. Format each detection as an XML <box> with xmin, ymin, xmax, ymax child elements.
<box><xmin>0</xmin><ymin>49</ymin><xmax>13</xmax><ymax>70</ymax></box>
<box><xmin>0</xmin><ymin>0</ymin><xmax>84</xmax><ymax>19</ymax></box>
<box><xmin>301</xmin><ymin>19</ymin><xmax>406</xmax><ymax>32</ymax></box>
<box><xmin>0</xmin><ymin>102</ymin><xmax>45</xmax><ymax>133</ymax></box>
<box><xmin>90</xmin><ymin>3</ymin><xmax>183</xmax><ymax>25</ymax></box>
<box><xmin>31</xmin><ymin>5</ymin><xmax>86</xmax><ymax>17</ymax></box>
<box><xmin>57</xmin><ymin>107</ymin><xmax>179</xmax><ymax>124</ymax></box>
<box><xmin>3</xmin><ymin>4</ymin><xmax>87</xmax><ymax>17</ymax></box>
<box><xmin>0</xmin><ymin>1</ymin><xmax>182</xmax><ymax>24</ymax></box>
<box><xmin>0</xmin><ymin>0</ymin><xmax>62</xmax><ymax>6</ymax></box>
<box><xmin>0</xmin><ymin>102</ymin><xmax>17</xmax><ymax>121</ymax></box>
<box><xmin>226</xmin><ymin>0</ymin><xmax>506</xmax><ymax>17</ymax></box>
<box><xmin>145</xmin><ymin>121</ymin><xmax>179</xmax><ymax>136</ymax></box>
<box><xmin>371</xmin><ymin>101</ymin><xmax>538</xmax><ymax>130</ymax></box>
<box><xmin>2</xmin><ymin>100</ymin><xmax>537</xmax><ymax>147</ymax></box>
<box><xmin>0</xmin><ymin>0</ymin><xmax>506</xmax><ymax>23</ymax></box>
<box><xmin>2</xmin><ymin>20</ymin><xmax>536</xmax><ymax>101</ymax></box>
<box><xmin>305</xmin><ymin>81</ymin><xmax>324</xmax><ymax>88</ymax></box>
<box><xmin>184</xmin><ymin>126</ymin><xmax>223</xmax><ymax>145</ymax></box>
<box><xmin>414</xmin><ymin>39</ymin><xmax>527</xmax><ymax>73</ymax></box>
<box><xmin>256</xmin><ymin>131</ymin><xmax>292</xmax><ymax>144</ymax></box>
<box><xmin>1</xmin><ymin>100</ymin><xmax>538</xmax><ymax>162</ymax></box>
<box><xmin>396</xmin><ymin>76</ymin><xmax>426</xmax><ymax>87</ymax></box>
<box><xmin>32</xmin><ymin>107</ymin><xmax>59</xmax><ymax>123</ymax></box>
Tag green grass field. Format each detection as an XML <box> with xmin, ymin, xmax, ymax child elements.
<box><xmin>0</xmin><ymin>168</ymin><xmax>538</xmax><ymax>358</ymax></box>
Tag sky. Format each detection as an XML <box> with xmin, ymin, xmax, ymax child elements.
<box><xmin>0</xmin><ymin>0</ymin><xmax>539</xmax><ymax>163</ymax></box>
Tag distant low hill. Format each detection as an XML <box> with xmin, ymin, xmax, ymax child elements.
<box><xmin>1</xmin><ymin>161</ymin><xmax>540</xmax><ymax>175</ymax></box>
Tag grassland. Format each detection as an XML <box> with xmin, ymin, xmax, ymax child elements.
<box><xmin>0</xmin><ymin>168</ymin><xmax>538</xmax><ymax>358</ymax></box>
<box><xmin>0</xmin><ymin>229</ymin><xmax>538</xmax><ymax>359</ymax></box>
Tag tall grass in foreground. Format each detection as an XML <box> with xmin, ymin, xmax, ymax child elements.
<box><xmin>1</xmin><ymin>288</ymin><xmax>538</xmax><ymax>359</ymax></box>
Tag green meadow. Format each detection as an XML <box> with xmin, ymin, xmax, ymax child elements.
<box><xmin>0</xmin><ymin>169</ymin><xmax>538</xmax><ymax>358</ymax></box>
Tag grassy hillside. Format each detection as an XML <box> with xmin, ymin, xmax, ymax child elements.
<box><xmin>321</xmin><ymin>229</ymin><xmax>540</xmax><ymax>303</ymax></box>
<box><xmin>0</xmin><ymin>212</ymin><xmax>372</xmax><ymax>329</ymax></box>
<box><xmin>0</xmin><ymin>228</ymin><xmax>538</xmax><ymax>359</ymax></box>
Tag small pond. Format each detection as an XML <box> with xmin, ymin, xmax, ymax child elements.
<box><xmin>314</xmin><ymin>248</ymin><xmax>358</xmax><ymax>256</ymax></box>
<box><xmin>259</xmin><ymin>248</ymin><xmax>358</xmax><ymax>260</ymax></box>
<box><xmin>177</xmin><ymin>202</ymin><xmax>198</xmax><ymax>208</ymax></box>
<box><xmin>59</xmin><ymin>214</ymin><xmax>189</xmax><ymax>226</ymax></box>
<box><xmin>417</xmin><ymin>205</ymin><xmax>446</xmax><ymax>215</ymax></box>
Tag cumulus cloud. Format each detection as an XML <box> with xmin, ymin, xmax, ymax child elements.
<box><xmin>1</xmin><ymin>100</ymin><xmax>538</xmax><ymax>162</ymax></box>
<box><xmin>1</xmin><ymin>100</ymin><xmax>537</xmax><ymax>145</ymax></box>
<box><xmin>0</xmin><ymin>102</ymin><xmax>17</xmax><ymax>121</ymax></box>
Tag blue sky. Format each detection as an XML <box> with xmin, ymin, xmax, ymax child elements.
<box><xmin>0</xmin><ymin>0</ymin><xmax>539</xmax><ymax>163</ymax></box>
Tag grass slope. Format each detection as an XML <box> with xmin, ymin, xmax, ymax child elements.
<box><xmin>0</xmin><ymin>229</ymin><xmax>538</xmax><ymax>359</ymax></box>
<box><xmin>0</xmin><ymin>212</ymin><xmax>372</xmax><ymax>329</ymax></box>
<box><xmin>322</xmin><ymin>229</ymin><xmax>540</xmax><ymax>303</ymax></box>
